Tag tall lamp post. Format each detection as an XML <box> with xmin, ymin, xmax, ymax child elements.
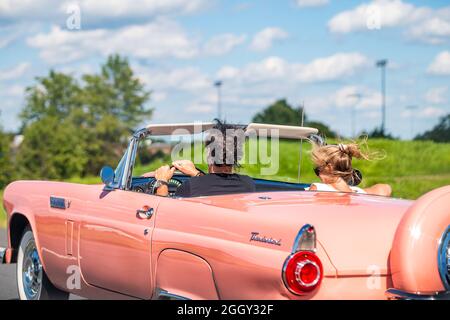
<box><xmin>347</xmin><ymin>93</ymin><xmax>362</xmax><ymax>138</ymax></box>
<box><xmin>214</xmin><ymin>80</ymin><xmax>223</xmax><ymax>120</ymax></box>
<box><xmin>376</xmin><ymin>59</ymin><xmax>388</xmax><ymax>134</ymax></box>
<box><xmin>406</xmin><ymin>105</ymin><xmax>418</xmax><ymax>140</ymax></box>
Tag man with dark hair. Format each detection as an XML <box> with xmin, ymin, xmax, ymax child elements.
<box><xmin>153</xmin><ymin>120</ymin><xmax>256</xmax><ymax>197</ymax></box>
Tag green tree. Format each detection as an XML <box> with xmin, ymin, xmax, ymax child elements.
<box><xmin>81</xmin><ymin>54</ymin><xmax>152</xmax><ymax>129</ymax></box>
<box><xmin>80</xmin><ymin>55</ymin><xmax>152</xmax><ymax>174</ymax></box>
<box><xmin>367</xmin><ymin>127</ymin><xmax>397</xmax><ymax>140</ymax></box>
<box><xmin>17</xmin><ymin>54</ymin><xmax>152</xmax><ymax>179</ymax></box>
<box><xmin>20</xmin><ymin>71</ymin><xmax>82</xmax><ymax>129</ymax></box>
<box><xmin>16</xmin><ymin>116</ymin><xmax>87</xmax><ymax>179</ymax></box>
<box><xmin>415</xmin><ymin>114</ymin><xmax>450</xmax><ymax>143</ymax></box>
<box><xmin>0</xmin><ymin>126</ymin><xmax>14</xmax><ymax>188</ymax></box>
<box><xmin>252</xmin><ymin>99</ymin><xmax>337</xmax><ymax>137</ymax></box>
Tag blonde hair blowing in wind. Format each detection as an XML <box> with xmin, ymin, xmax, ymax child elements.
<box><xmin>310</xmin><ymin>137</ymin><xmax>384</xmax><ymax>183</ymax></box>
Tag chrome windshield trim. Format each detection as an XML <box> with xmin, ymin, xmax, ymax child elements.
<box><xmin>386</xmin><ymin>288</ymin><xmax>450</xmax><ymax>300</ymax></box>
<box><xmin>438</xmin><ymin>226</ymin><xmax>450</xmax><ymax>291</ymax></box>
<box><xmin>116</xmin><ymin>127</ymin><xmax>149</xmax><ymax>191</ymax></box>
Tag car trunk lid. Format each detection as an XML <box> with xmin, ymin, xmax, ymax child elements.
<box><xmin>184</xmin><ymin>191</ymin><xmax>413</xmax><ymax>276</ymax></box>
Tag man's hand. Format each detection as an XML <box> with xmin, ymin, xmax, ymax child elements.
<box><xmin>172</xmin><ymin>160</ymin><xmax>201</xmax><ymax>177</ymax></box>
<box><xmin>155</xmin><ymin>165</ymin><xmax>175</xmax><ymax>182</ymax></box>
<box><xmin>154</xmin><ymin>165</ymin><xmax>175</xmax><ymax>197</ymax></box>
<box><xmin>141</xmin><ymin>171</ymin><xmax>155</xmax><ymax>178</ymax></box>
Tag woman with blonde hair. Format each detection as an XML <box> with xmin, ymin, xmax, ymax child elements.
<box><xmin>308</xmin><ymin>140</ymin><xmax>392</xmax><ymax>196</ymax></box>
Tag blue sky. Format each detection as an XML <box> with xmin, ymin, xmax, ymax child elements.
<box><xmin>0</xmin><ymin>0</ymin><xmax>449</xmax><ymax>139</ymax></box>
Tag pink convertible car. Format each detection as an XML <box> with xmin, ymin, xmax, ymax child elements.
<box><xmin>1</xmin><ymin>123</ymin><xmax>449</xmax><ymax>300</ymax></box>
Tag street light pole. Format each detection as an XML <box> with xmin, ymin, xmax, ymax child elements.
<box><xmin>406</xmin><ymin>105</ymin><xmax>418</xmax><ymax>140</ymax></box>
<box><xmin>376</xmin><ymin>59</ymin><xmax>388</xmax><ymax>134</ymax></box>
<box><xmin>347</xmin><ymin>93</ymin><xmax>362</xmax><ymax>138</ymax></box>
<box><xmin>214</xmin><ymin>80</ymin><xmax>222</xmax><ymax>120</ymax></box>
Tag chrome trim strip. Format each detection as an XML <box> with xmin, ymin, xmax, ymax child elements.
<box><xmin>155</xmin><ymin>288</ymin><xmax>190</xmax><ymax>300</ymax></box>
<box><xmin>438</xmin><ymin>226</ymin><xmax>450</xmax><ymax>291</ymax></box>
<box><xmin>386</xmin><ymin>288</ymin><xmax>450</xmax><ymax>300</ymax></box>
<box><xmin>292</xmin><ymin>224</ymin><xmax>316</xmax><ymax>253</ymax></box>
<box><xmin>282</xmin><ymin>253</ymin><xmax>296</xmax><ymax>295</ymax></box>
<box><xmin>0</xmin><ymin>247</ymin><xmax>6</xmax><ymax>264</ymax></box>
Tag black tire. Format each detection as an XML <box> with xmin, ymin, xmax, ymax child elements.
<box><xmin>16</xmin><ymin>227</ymin><xmax>70</xmax><ymax>300</ymax></box>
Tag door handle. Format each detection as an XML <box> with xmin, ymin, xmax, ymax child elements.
<box><xmin>136</xmin><ymin>206</ymin><xmax>154</xmax><ymax>219</ymax></box>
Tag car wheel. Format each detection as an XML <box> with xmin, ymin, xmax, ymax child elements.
<box><xmin>16</xmin><ymin>227</ymin><xmax>70</xmax><ymax>300</ymax></box>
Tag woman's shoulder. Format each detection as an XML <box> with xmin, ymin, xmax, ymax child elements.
<box><xmin>349</xmin><ymin>186</ymin><xmax>367</xmax><ymax>194</ymax></box>
<box><xmin>308</xmin><ymin>183</ymin><xmax>337</xmax><ymax>192</ymax></box>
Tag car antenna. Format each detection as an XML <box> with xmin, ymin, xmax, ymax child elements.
<box><xmin>297</xmin><ymin>102</ymin><xmax>305</xmax><ymax>183</ymax></box>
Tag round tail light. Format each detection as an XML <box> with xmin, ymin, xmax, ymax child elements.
<box><xmin>283</xmin><ymin>251</ymin><xmax>323</xmax><ymax>295</ymax></box>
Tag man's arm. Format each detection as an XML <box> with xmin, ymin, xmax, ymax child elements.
<box><xmin>172</xmin><ymin>160</ymin><xmax>203</xmax><ymax>177</ymax></box>
<box><xmin>154</xmin><ymin>165</ymin><xmax>176</xmax><ymax>197</ymax></box>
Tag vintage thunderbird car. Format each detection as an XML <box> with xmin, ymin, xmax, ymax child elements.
<box><xmin>1</xmin><ymin>122</ymin><xmax>449</xmax><ymax>300</ymax></box>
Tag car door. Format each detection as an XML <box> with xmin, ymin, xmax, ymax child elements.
<box><xmin>78</xmin><ymin>185</ymin><xmax>160</xmax><ymax>299</ymax></box>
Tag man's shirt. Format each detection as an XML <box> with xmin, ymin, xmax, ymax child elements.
<box><xmin>175</xmin><ymin>173</ymin><xmax>256</xmax><ymax>197</ymax></box>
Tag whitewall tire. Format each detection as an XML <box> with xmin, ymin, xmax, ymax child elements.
<box><xmin>17</xmin><ymin>227</ymin><xmax>69</xmax><ymax>300</ymax></box>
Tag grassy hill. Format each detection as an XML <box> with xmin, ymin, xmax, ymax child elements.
<box><xmin>1</xmin><ymin>139</ymin><xmax>449</xmax><ymax>228</ymax></box>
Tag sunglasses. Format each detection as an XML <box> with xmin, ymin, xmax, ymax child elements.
<box><xmin>314</xmin><ymin>167</ymin><xmax>321</xmax><ymax>177</ymax></box>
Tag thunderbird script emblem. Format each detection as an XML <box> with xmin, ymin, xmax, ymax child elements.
<box><xmin>250</xmin><ymin>232</ymin><xmax>281</xmax><ymax>246</ymax></box>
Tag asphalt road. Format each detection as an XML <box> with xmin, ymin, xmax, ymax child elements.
<box><xmin>0</xmin><ymin>228</ymin><xmax>83</xmax><ymax>300</ymax></box>
<box><xmin>0</xmin><ymin>228</ymin><xmax>18</xmax><ymax>300</ymax></box>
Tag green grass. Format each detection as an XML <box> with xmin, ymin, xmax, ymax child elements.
<box><xmin>1</xmin><ymin>139</ymin><xmax>449</xmax><ymax>227</ymax></box>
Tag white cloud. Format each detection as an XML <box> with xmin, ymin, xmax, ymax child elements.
<box><xmin>294</xmin><ymin>52</ymin><xmax>370</xmax><ymax>83</ymax></box>
<box><xmin>27</xmin><ymin>19</ymin><xmax>199</xmax><ymax>64</ymax></box>
<box><xmin>0</xmin><ymin>62</ymin><xmax>30</xmax><ymax>81</ymax></box>
<box><xmin>73</xmin><ymin>0</ymin><xmax>208</xmax><ymax>18</ymax></box>
<box><xmin>186</xmin><ymin>103</ymin><xmax>214</xmax><ymax>114</ymax></box>
<box><xmin>420</xmin><ymin>107</ymin><xmax>447</xmax><ymax>118</ymax></box>
<box><xmin>425</xmin><ymin>87</ymin><xmax>447</xmax><ymax>105</ymax></box>
<box><xmin>409</xmin><ymin>16</ymin><xmax>450</xmax><ymax>45</ymax></box>
<box><xmin>217</xmin><ymin>52</ymin><xmax>369</xmax><ymax>84</ymax></box>
<box><xmin>250</xmin><ymin>27</ymin><xmax>288</xmax><ymax>51</ymax></box>
<box><xmin>0</xmin><ymin>0</ymin><xmax>208</xmax><ymax>24</ymax></box>
<box><xmin>0</xmin><ymin>85</ymin><xmax>25</xmax><ymax>97</ymax></box>
<box><xmin>334</xmin><ymin>86</ymin><xmax>381</xmax><ymax>110</ymax></box>
<box><xmin>27</xmin><ymin>18</ymin><xmax>246</xmax><ymax>64</ymax></box>
<box><xmin>296</xmin><ymin>0</ymin><xmax>329</xmax><ymax>8</ymax></box>
<box><xmin>135</xmin><ymin>65</ymin><xmax>211</xmax><ymax>93</ymax></box>
<box><xmin>328</xmin><ymin>0</ymin><xmax>429</xmax><ymax>33</ymax></box>
<box><xmin>186</xmin><ymin>91</ymin><xmax>217</xmax><ymax>114</ymax></box>
<box><xmin>427</xmin><ymin>51</ymin><xmax>450</xmax><ymax>76</ymax></box>
<box><xmin>152</xmin><ymin>91</ymin><xmax>167</xmax><ymax>102</ymax></box>
<box><xmin>0</xmin><ymin>24</ymin><xmax>29</xmax><ymax>48</ymax></box>
<box><xmin>0</xmin><ymin>0</ymin><xmax>57</xmax><ymax>21</ymax></box>
<box><xmin>327</xmin><ymin>0</ymin><xmax>450</xmax><ymax>45</ymax></box>
<box><xmin>203</xmin><ymin>33</ymin><xmax>246</xmax><ymax>56</ymax></box>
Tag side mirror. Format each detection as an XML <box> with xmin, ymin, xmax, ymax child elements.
<box><xmin>100</xmin><ymin>166</ymin><xmax>115</xmax><ymax>186</ymax></box>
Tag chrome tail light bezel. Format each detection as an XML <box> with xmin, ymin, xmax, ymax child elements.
<box><xmin>282</xmin><ymin>224</ymin><xmax>323</xmax><ymax>295</ymax></box>
<box><xmin>438</xmin><ymin>226</ymin><xmax>450</xmax><ymax>291</ymax></box>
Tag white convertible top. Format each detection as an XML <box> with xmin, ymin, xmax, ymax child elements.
<box><xmin>146</xmin><ymin>122</ymin><xmax>318</xmax><ymax>140</ymax></box>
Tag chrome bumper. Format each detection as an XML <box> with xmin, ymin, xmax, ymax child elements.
<box><xmin>386</xmin><ymin>288</ymin><xmax>450</xmax><ymax>300</ymax></box>
<box><xmin>0</xmin><ymin>247</ymin><xmax>6</xmax><ymax>264</ymax></box>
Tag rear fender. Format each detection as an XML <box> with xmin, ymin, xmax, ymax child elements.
<box><xmin>390</xmin><ymin>185</ymin><xmax>450</xmax><ymax>294</ymax></box>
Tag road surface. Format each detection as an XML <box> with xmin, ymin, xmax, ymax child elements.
<box><xmin>0</xmin><ymin>228</ymin><xmax>83</xmax><ymax>300</ymax></box>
